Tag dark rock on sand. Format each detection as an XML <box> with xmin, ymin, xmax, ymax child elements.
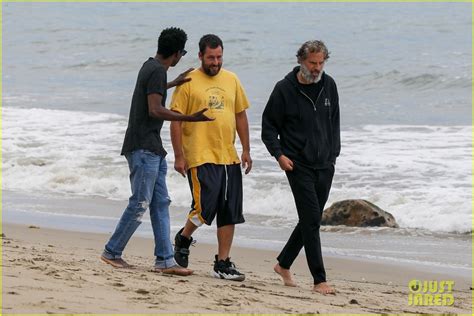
<box><xmin>322</xmin><ymin>199</ymin><xmax>398</xmax><ymax>228</ymax></box>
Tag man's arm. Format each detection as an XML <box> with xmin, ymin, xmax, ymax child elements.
<box><xmin>170</xmin><ymin>120</ymin><xmax>187</xmax><ymax>177</ymax></box>
<box><xmin>236</xmin><ymin>110</ymin><xmax>252</xmax><ymax>174</ymax></box>
<box><xmin>147</xmin><ymin>94</ymin><xmax>212</xmax><ymax>122</ymax></box>
<box><xmin>261</xmin><ymin>87</ymin><xmax>285</xmax><ymax>159</ymax></box>
<box><xmin>261</xmin><ymin>86</ymin><xmax>293</xmax><ymax>171</ymax></box>
<box><xmin>331</xmin><ymin>84</ymin><xmax>341</xmax><ymax>161</ymax></box>
<box><xmin>167</xmin><ymin>68</ymin><xmax>194</xmax><ymax>89</ymax></box>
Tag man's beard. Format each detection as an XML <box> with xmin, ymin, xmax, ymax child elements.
<box><xmin>202</xmin><ymin>63</ymin><xmax>222</xmax><ymax>76</ymax></box>
<box><xmin>300</xmin><ymin>63</ymin><xmax>323</xmax><ymax>83</ymax></box>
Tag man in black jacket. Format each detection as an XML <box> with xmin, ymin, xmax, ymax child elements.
<box><xmin>261</xmin><ymin>40</ymin><xmax>340</xmax><ymax>294</ymax></box>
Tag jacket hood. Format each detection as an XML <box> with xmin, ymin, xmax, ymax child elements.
<box><xmin>284</xmin><ymin>66</ymin><xmax>299</xmax><ymax>86</ymax></box>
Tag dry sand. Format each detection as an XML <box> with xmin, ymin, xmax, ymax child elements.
<box><xmin>2</xmin><ymin>223</ymin><xmax>471</xmax><ymax>314</ymax></box>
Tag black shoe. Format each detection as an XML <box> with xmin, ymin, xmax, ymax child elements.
<box><xmin>174</xmin><ymin>228</ymin><xmax>193</xmax><ymax>268</ymax></box>
<box><xmin>212</xmin><ymin>255</ymin><xmax>245</xmax><ymax>281</ymax></box>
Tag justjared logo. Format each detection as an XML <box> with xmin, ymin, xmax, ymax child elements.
<box><xmin>408</xmin><ymin>280</ymin><xmax>454</xmax><ymax>306</ymax></box>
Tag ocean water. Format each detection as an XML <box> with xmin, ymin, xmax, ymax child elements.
<box><xmin>3</xmin><ymin>107</ymin><xmax>472</xmax><ymax>234</ymax></box>
<box><xmin>2</xmin><ymin>2</ymin><xmax>472</xmax><ymax>272</ymax></box>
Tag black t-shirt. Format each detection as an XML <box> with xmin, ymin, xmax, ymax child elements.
<box><xmin>297</xmin><ymin>76</ymin><xmax>324</xmax><ymax>105</ymax></box>
<box><xmin>121</xmin><ymin>58</ymin><xmax>167</xmax><ymax>157</ymax></box>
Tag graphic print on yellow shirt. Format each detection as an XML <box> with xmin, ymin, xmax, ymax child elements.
<box><xmin>170</xmin><ymin>68</ymin><xmax>250</xmax><ymax>168</ymax></box>
<box><xmin>207</xmin><ymin>87</ymin><xmax>225</xmax><ymax>110</ymax></box>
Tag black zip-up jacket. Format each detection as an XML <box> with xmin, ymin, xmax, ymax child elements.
<box><xmin>261</xmin><ymin>66</ymin><xmax>341</xmax><ymax>169</ymax></box>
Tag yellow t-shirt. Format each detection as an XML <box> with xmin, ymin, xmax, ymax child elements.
<box><xmin>170</xmin><ymin>68</ymin><xmax>250</xmax><ymax>168</ymax></box>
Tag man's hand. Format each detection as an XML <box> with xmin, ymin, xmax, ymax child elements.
<box><xmin>168</xmin><ymin>68</ymin><xmax>194</xmax><ymax>88</ymax></box>
<box><xmin>174</xmin><ymin>156</ymin><xmax>188</xmax><ymax>177</ymax></box>
<box><xmin>188</xmin><ymin>108</ymin><xmax>215</xmax><ymax>122</ymax></box>
<box><xmin>277</xmin><ymin>155</ymin><xmax>293</xmax><ymax>171</ymax></box>
<box><xmin>241</xmin><ymin>151</ymin><xmax>253</xmax><ymax>174</ymax></box>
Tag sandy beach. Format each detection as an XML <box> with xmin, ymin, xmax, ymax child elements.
<box><xmin>1</xmin><ymin>223</ymin><xmax>471</xmax><ymax>314</ymax></box>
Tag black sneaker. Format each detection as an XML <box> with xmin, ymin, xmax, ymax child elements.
<box><xmin>212</xmin><ymin>255</ymin><xmax>245</xmax><ymax>281</ymax></box>
<box><xmin>174</xmin><ymin>228</ymin><xmax>193</xmax><ymax>268</ymax></box>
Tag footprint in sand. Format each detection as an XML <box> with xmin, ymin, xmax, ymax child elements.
<box><xmin>216</xmin><ymin>298</ymin><xmax>236</xmax><ymax>306</ymax></box>
<box><xmin>5</xmin><ymin>274</ymin><xmax>18</xmax><ymax>278</ymax></box>
<box><xmin>111</xmin><ymin>282</ymin><xmax>125</xmax><ymax>287</ymax></box>
<box><xmin>33</xmin><ymin>256</ymin><xmax>53</xmax><ymax>262</ymax></box>
<box><xmin>45</xmin><ymin>269</ymin><xmax>60</xmax><ymax>276</ymax></box>
<box><xmin>29</xmin><ymin>266</ymin><xmax>45</xmax><ymax>271</ymax></box>
<box><xmin>245</xmin><ymin>296</ymin><xmax>262</xmax><ymax>303</ymax></box>
<box><xmin>136</xmin><ymin>289</ymin><xmax>150</xmax><ymax>295</ymax></box>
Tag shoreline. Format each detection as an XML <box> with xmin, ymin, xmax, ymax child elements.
<box><xmin>2</xmin><ymin>223</ymin><xmax>471</xmax><ymax>314</ymax></box>
<box><xmin>3</xmin><ymin>189</ymin><xmax>472</xmax><ymax>280</ymax></box>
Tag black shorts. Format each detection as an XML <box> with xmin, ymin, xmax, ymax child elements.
<box><xmin>186</xmin><ymin>163</ymin><xmax>245</xmax><ymax>228</ymax></box>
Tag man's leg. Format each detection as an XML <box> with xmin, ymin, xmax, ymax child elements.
<box><xmin>173</xmin><ymin>166</ymin><xmax>203</xmax><ymax>268</ymax></box>
<box><xmin>102</xmin><ymin>150</ymin><xmax>155</xmax><ymax>268</ymax></box>
<box><xmin>274</xmin><ymin>166</ymin><xmax>317</xmax><ymax>278</ymax></box>
<box><xmin>212</xmin><ymin>223</ymin><xmax>244</xmax><ymax>281</ymax></box>
<box><xmin>275</xmin><ymin>224</ymin><xmax>302</xmax><ymax>287</ymax></box>
<box><xmin>175</xmin><ymin>164</ymin><xmax>219</xmax><ymax>268</ymax></box>
<box><xmin>312</xmin><ymin>165</ymin><xmax>335</xmax><ymax>294</ymax></box>
<box><xmin>149</xmin><ymin>157</ymin><xmax>192</xmax><ymax>276</ymax></box>
<box><xmin>181</xmin><ymin>219</ymin><xmax>198</xmax><ymax>239</ymax></box>
<box><xmin>173</xmin><ymin>219</ymin><xmax>198</xmax><ymax>268</ymax></box>
<box><xmin>277</xmin><ymin>223</ymin><xmax>303</xmax><ymax>269</ymax></box>
<box><xmin>211</xmin><ymin>164</ymin><xmax>245</xmax><ymax>281</ymax></box>
<box><xmin>281</xmin><ymin>165</ymin><xmax>332</xmax><ymax>290</ymax></box>
<box><xmin>216</xmin><ymin>164</ymin><xmax>244</xmax><ymax>260</ymax></box>
<box><xmin>217</xmin><ymin>224</ymin><xmax>234</xmax><ymax>260</ymax></box>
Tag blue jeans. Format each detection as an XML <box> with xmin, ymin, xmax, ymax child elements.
<box><xmin>103</xmin><ymin>149</ymin><xmax>177</xmax><ymax>268</ymax></box>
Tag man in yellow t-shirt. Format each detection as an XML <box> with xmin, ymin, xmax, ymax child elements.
<box><xmin>170</xmin><ymin>34</ymin><xmax>252</xmax><ymax>281</ymax></box>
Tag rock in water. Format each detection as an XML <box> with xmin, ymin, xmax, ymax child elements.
<box><xmin>322</xmin><ymin>199</ymin><xmax>398</xmax><ymax>228</ymax></box>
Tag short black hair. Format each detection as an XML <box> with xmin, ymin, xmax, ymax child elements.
<box><xmin>157</xmin><ymin>27</ymin><xmax>187</xmax><ymax>58</ymax></box>
<box><xmin>199</xmin><ymin>34</ymin><xmax>223</xmax><ymax>54</ymax></box>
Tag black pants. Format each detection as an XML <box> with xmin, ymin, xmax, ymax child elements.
<box><xmin>277</xmin><ymin>163</ymin><xmax>335</xmax><ymax>285</ymax></box>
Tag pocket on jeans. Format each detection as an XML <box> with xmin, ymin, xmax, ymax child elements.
<box><xmin>140</xmin><ymin>150</ymin><xmax>162</xmax><ymax>169</ymax></box>
<box><xmin>142</xmin><ymin>150</ymin><xmax>161</xmax><ymax>160</ymax></box>
<box><xmin>142</xmin><ymin>149</ymin><xmax>157</xmax><ymax>156</ymax></box>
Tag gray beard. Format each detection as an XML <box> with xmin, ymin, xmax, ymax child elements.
<box><xmin>300</xmin><ymin>64</ymin><xmax>323</xmax><ymax>83</ymax></box>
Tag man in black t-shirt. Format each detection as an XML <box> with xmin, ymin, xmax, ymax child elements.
<box><xmin>101</xmin><ymin>27</ymin><xmax>212</xmax><ymax>276</ymax></box>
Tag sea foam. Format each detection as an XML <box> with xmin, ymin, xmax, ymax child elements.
<box><xmin>3</xmin><ymin>106</ymin><xmax>472</xmax><ymax>233</ymax></box>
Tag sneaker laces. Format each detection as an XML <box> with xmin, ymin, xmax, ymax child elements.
<box><xmin>224</xmin><ymin>258</ymin><xmax>241</xmax><ymax>273</ymax></box>
<box><xmin>227</xmin><ymin>260</ymin><xmax>236</xmax><ymax>268</ymax></box>
<box><xmin>174</xmin><ymin>236</ymin><xmax>197</xmax><ymax>248</ymax></box>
